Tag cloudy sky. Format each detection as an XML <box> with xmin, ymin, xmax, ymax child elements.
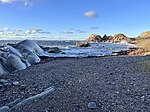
<box><xmin>0</xmin><ymin>0</ymin><xmax>150</xmax><ymax>40</ymax></box>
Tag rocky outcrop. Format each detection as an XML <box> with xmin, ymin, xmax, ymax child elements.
<box><xmin>85</xmin><ymin>34</ymin><xmax>102</xmax><ymax>42</ymax></box>
<box><xmin>76</xmin><ymin>34</ymin><xmax>102</xmax><ymax>47</ymax></box>
<box><xmin>140</xmin><ymin>31</ymin><xmax>150</xmax><ymax>39</ymax></box>
<box><xmin>0</xmin><ymin>40</ymin><xmax>49</xmax><ymax>76</ymax></box>
<box><xmin>76</xmin><ymin>41</ymin><xmax>91</xmax><ymax>47</ymax></box>
<box><xmin>129</xmin><ymin>39</ymin><xmax>150</xmax><ymax>56</ymax></box>
<box><xmin>108</xmin><ymin>33</ymin><xmax>133</xmax><ymax>43</ymax></box>
<box><xmin>102</xmin><ymin>34</ymin><xmax>113</xmax><ymax>42</ymax></box>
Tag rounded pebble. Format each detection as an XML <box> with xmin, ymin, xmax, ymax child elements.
<box><xmin>88</xmin><ymin>102</ymin><xmax>97</xmax><ymax>109</ymax></box>
<box><xmin>13</xmin><ymin>81</ymin><xmax>20</xmax><ymax>86</ymax></box>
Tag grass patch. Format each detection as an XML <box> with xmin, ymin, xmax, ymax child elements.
<box><xmin>139</xmin><ymin>60</ymin><xmax>150</xmax><ymax>73</ymax></box>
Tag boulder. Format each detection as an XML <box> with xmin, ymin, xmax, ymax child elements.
<box><xmin>7</xmin><ymin>54</ymin><xmax>26</xmax><ymax>71</ymax></box>
<box><xmin>4</xmin><ymin>45</ymin><xmax>22</xmax><ymax>57</ymax></box>
<box><xmin>0</xmin><ymin>40</ymin><xmax>45</xmax><ymax>76</ymax></box>
<box><xmin>47</xmin><ymin>47</ymin><xmax>61</xmax><ymax>53</ymax></box>
<box><xmin>76</xmin><ymin>41</ymin><xmax>91</xmax><ymax>47</ymax></box>
<box><xmin>86</xmin><ymin>34</ymin><xmax>102</xmax><ymax>42</ymax></box>
<box><xmin>26</xmin><ymin>53</ymin><xmax>41</xmax><ymax>64</ymax></box>
<box><xmin>16</xmin><ymin>40</ymin><xmax>44</xmax><ymax>56</ymax></box>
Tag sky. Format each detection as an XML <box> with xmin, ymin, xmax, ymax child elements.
<box><xmin>0</xmin><ymin>0</ymin><xmax>150</xmax><ymax>40</ymax></box>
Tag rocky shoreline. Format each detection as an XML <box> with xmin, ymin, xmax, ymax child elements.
<box><xmin>76</xmin><ymin>31</ymin><xmax>150</xmax><ymax>56</ymax></box>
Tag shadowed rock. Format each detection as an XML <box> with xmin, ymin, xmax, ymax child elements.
<box><xmin>76</xmin><ymin>41</ymin><xmax>91</xmax><ymax>47</ymax></box>
<box><xmin>102</xmin><ymin>34</ymin><xmax>113</xmax><ymax>42</ymax></box>
<box><xmin>47</xmin><ymin>47</ymin><xmax>61</xmax><ymax>53</ymax></box>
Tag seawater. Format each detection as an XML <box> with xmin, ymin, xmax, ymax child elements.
<box><xmin>0</xmin><ymin>40</ymin><xmax>137</xmax><ymax>57</ymax></box>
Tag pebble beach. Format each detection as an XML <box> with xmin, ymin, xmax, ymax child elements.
<box><xmin>0</xmin><ymin>56</ymin><xmax>150</xmax><ymax>112</ymax></box>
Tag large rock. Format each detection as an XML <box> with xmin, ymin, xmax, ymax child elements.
<box><xmin>140</xmin><ymin>31</ymin><xmax>150</xmax><ymax>38</ymax></box>
<box><xmin>47</xmin><ymin>47</ymin><xmax>61</xmax><ymax>53</ymax></box>
<box><xmin>76</xmin><ymin>41</ymin><xmax>91</xmax><ymax>47</ymax></box>
<box><xmin>40</xmin><ymin>46</ymin><xmax>61</xmax><ymax>53</ymax></box>
<box><xmin>4</xmin><ymin>45</ymin><xmax>22</xmax><ymax>57</ymax></box>
<box><xmin>0</xmin><ymin>40</ymin><xmax>46</xmax><ymax>76</ymax></box>
<box><xmin>86</xmin><ymin>34</ymin><xmax>102</xmax><ymax>42</ymax></box>
<box><xmin>26</xmin><ymin>52</ymin><xmax>41</xmax><ymax>64</ymax></box>
<box><xmin>109</xmin><ymin>33</ymin><xmax>133</xmax><ymax>43</ymax></box>
<box><xmin>16</xmin><ymin>40</ymin><xmax>44</xmax><ymax>56</ymax></box>
<box><xmin>7</xmin><ymin>54</ymin><xmax>26</xmax><ymax>71</ymax></box>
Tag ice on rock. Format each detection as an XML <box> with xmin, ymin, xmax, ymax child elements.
<box><xmin>26</xmin><ymin>52</ymin><xmax>41</xmax><ymax>64</ymax></box>
<box><xmin>0</xmin><ymin>63</ymin><xmax>9</xmax><ymax>76</ymax></box>
<box><xmin>7</xmin><ymin>54</ymin><xmax>26</xmax><ymax>71</ymax></box>
<box><xmin>16</xmin><ymin>39</ymin><xmax>44</xmax><ymax>56</ymax></box>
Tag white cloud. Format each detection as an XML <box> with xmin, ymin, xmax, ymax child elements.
<box><xmin>0</xmin><ymin>0</ymin><xmax>12</xmax><ymax>3</ymax></box>
<box><xmin>25</xmin><ymin>28</ymin><xmax>42</xmax><ymax>34</ymax></box>
<box><xmin>0</xmin><ymin>27</ymin><xmax>52</xmax><ymax>40</ymax></box>
<box><xmin>0</xmin><ymin>0</ymin><xmax>36</xmax><ymax>6</ymax></box>
<box><xmin>84</xmin><ymin>10</ymin><xmax>98</xmax><ymax>18</ymax></box>
<box><xmin>3</xmin><ymin>27</ymin><xmax>9</xmax><ymax>31</ymax></box>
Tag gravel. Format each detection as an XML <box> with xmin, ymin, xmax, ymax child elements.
<box><xmin>0</xmin><ymin>56</ymin><xmax>150</xmax><ymax>112</ymax></box>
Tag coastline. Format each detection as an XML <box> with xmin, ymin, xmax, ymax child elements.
<box><xmin>0</xmin><ymin>55</ymin><xmax>150</xmax><ymax>112</ymax></box>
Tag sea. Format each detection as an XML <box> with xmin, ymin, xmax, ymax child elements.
<box><xmin>0</xmin><ymin>40</ymin><xmax>137</xmax><ymax>57</ymax></box>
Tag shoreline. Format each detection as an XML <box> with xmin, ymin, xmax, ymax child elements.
<box><xmin>0</xmin><ymin>55</ymin><xmax>150</xmax><ymax>112</ymax></box>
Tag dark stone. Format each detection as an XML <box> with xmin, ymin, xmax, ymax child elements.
<box><xmin>76</xmin><ymin>42</ymin><xmax>91</xmax><ymax>47</ymax></box>
<box><xmin>47</xmin><ymin>47</ymin><xmax>61</xmax><ymax>53</ymax></box>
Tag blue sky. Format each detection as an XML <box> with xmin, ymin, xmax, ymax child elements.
<box><xmin>0</xmin><ymin>0</ymin><xmax>150</xmax><ymax>40</ymax></box>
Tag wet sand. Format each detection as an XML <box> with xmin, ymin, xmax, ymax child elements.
<box><xmin>0</xmin><ymin>56</ymin><xmax>150</xmax><ymax>112</ymax></box>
